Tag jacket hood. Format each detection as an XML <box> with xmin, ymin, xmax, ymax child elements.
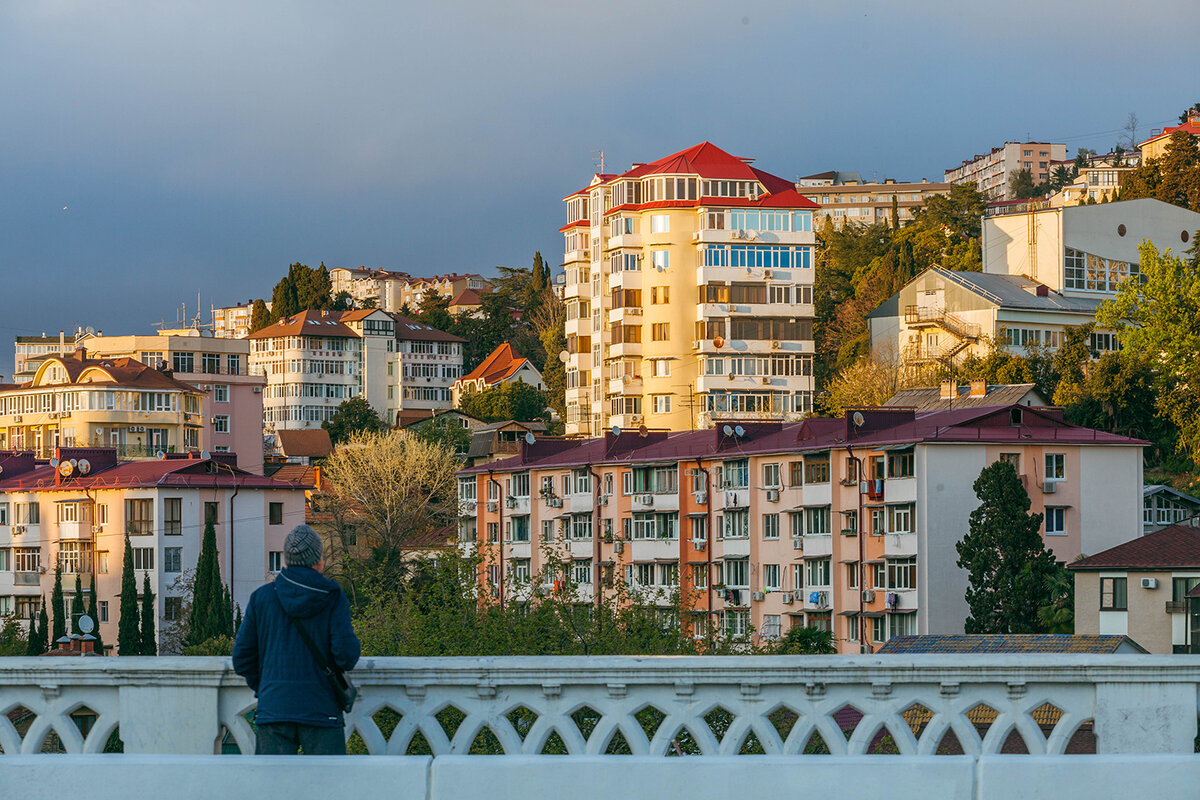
<box><xmin>273</xmin><ymin>567</ymin><xmax>342</xmax><ymax>619</ymax></box>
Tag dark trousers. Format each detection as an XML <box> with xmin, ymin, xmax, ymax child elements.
<box><xmin>255</xmin><ymin>722</ymin><xmax>346</xmax><ymax>755</ymax></box>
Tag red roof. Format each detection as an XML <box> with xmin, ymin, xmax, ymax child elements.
<box><xmin>248</xmin><ymin>309</ymin><xmax>358</xmax><ymax>340</ymax></box>
<box><xmin>449</xmin><ymin>288</ymin><xmax>483</xmax><ymax>307</ymax></box>
<box><xmin>1140</xmin><ymin>115</ymin><xmax>1200</xmax><ymax>149</ymax></box>
<box><xmin>1069</xmin><ymin>525</ymin><xmax>1200</xmax><ymax>570</ymax></box>
<box><xmin>459</xmin><ymin>343</ymin><xmax>531</xmax><ymax>385</ymax></box>
<box><xmin>0</xmin><ymin>453</ymin><xmax>304</xmax><ymax>492</ymax></box>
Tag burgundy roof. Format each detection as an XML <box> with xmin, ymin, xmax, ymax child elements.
<box><xmin>0</xmin><ymin>454</ymin><xmax>303</xmax><ymax>492</ymax></box>
<box><xmin>387</xmin><ymin>313</ymin><xmax>465</xmax><ymax>343</ymax></box>
<box><xmin>460</xmin><ymin>404</ymin><xmax>1145</xmax><ymax>475</ymax></box>
<box><xmin>275</xmin><ymin>429</ymin><xmax>333</xmax><ymax>458</ymax></box>
<box><xmin>1069</xmin><ymin>525</ymin><xmax>1200</xmax><ymax>570</ymax></box>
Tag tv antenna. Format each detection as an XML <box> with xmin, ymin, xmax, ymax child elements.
<box><xmin>592</xmin><ymin>149</ymin><xmax>606</xmax><ymax>174</ymax></box>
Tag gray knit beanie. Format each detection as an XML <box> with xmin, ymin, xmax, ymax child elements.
<box><xmin>284</xmin><ymin>524</ymin><xmax>323</xmax><ymax>568</ymax></box>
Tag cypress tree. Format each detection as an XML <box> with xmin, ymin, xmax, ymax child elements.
<box><xmin>86</xmin><ymin>582</ymin><xmax>104</xmax><ymax>656</ymax></box>
<box><xmin>140</xmin><ymin>573</ymin><xmax>156</xmax><ymax>656</ymax></box>
<box><xmin>118</xmin><ymin>534</ymin><xmax>141</xmax><ymax>654</ymax></box>
<box><xmin>25</xmin><ymin>607</ymin><xmax>42</xmax><ymax>655</ymax></box>
<box><xmin>36</xmin><ymin>600</ymin><xmax>49</xmax><ymax>654</ymax></box>
<box><xmin>50</xmin><ymin>561</ymin><xmax>66</xmax><ymax>644</ymax></box>
<box><xmin>72</xmin><ymin>574</ymin><xmax>84</xmax><ymax>635</ymax></box>
<box><xmin>186</xmin><ymin>518</ymin><xmax>221</xmax><ymax>647</ymax></box>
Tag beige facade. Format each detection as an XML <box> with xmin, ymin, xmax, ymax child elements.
<box><xmin>211</xmin><ymin>301</ymin><xmax>269</xmax><ymax>340</ymax></box>
<box><xmin>562</xmin><ymin>143</ymin><xmax>818</xmax><ymax>437</ymax></box>
<box><xmin>1138</xmin><ymin>112</ymin><xmax>1200</xmax><ymax>162</ymax></box>
<box><xmin>1073</xmin><ymin>569</ymin><xmax>1199</xmax><ymax>654</ymax></box>
<box><xmin>945</xmin><ymin>142</ymin><xmax>1067</xmax><ymax>201</ymax></box>
<box><xmin>797</xmin><ymin>173</ymin><xmax>951</xmax><ymax>228</ymax></box>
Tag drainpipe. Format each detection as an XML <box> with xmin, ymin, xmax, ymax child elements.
<box><xmin>589</xmin><ymin>464</ymin><xmax>602</xmax><ymax>612</ymax></box>
<box><xmin>487</xmin><ymin>473</ymin><xmax>503</xmax><ymax>608</ymax></box>
<box><xmin>845</xmin><ymin>446</ymin><xmax>866</xmax><ymax>653</ymax></box>
<box><xmin>695</xmin><ymin>459</ymin><xmax>713</xmax><ymax>641</ymax></box>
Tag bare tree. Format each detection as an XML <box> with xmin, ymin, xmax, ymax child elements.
<box><xmin>1123</xmin><ymin>112</ymin><xmax>1140</xmax><ymax>151</ymax></box>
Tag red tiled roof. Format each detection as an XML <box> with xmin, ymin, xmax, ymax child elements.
<box><xmin>1140</xmin><ymin>116</ymin><xmax>1200</xmax><ymax>149</ymax></box>
<box><xmin>449</xmin><ymin>288</ymin><xmax>483</xmax><ymax>307</ymax></box>
<box><xmin>387</xmin><ymin>313</ymin><xmax>465</xmax><ymax>343</ymax></box>
<box><xmin>1069</xmin><ymin>525</ymin><xmax>1200</xmax><ymax>570</ymax></box>
<box><xmin>402</xmin><ymin>525</ymin><xmax>456</xmax><ymax>550</ymax></box>
<box><xmin>265</xmin><ymin>463</ymin><xmax>319</xmax><ymax>487</ymax></box>
<box><xmin>248</xmin><ymin>309</ymin><xmax>358</xmax><ymax>340</ymax></box>
<box><xmin>458</xmin><ymin>343</ymin><xmax>530</xmax><ymax>386</ymax></box>
<box><xmin>275</xmin><ymin>429</ymin><xmax>333</xmax><ymax>458</ymax></box>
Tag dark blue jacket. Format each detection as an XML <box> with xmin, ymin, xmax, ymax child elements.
<box><xmin>232</xmin><ymin>567</ymin><xmax>361</xmax><ymax>728</ymax></box>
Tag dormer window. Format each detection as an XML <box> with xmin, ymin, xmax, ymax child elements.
<box><xmin>1010</xmin><ymin>407</ymin><xmax>1023</xmax><ymax>426</ymax></box>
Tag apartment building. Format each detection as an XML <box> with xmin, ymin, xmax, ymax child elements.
<box><xmin>1051</xmin><ymin>152</ymin><xmax>1141</xmax><ymax>207</ymax></box>
<box><xmin>1069</xmin><ymin>525</ymin><xmax>1200</xmax><ymax>654</ymax></box>
<box><xmin>451</xmin><ymin>343</ymin><xmax>545</xmax><ymax>408</ymax></box>
<box><xmin>328</xmin><ymin>267</ymin><xmax>411</xmax><ymax>310</ymax></box>
<box><xmin>211</xmin><ymin>301</ymin><xmax>271</xmax><ymax>340</ymax></box>
<box><xmin>0</xmin><ymin>349</ymin><xmax>206</xmax><ymax>459</ymax></box>
<box><xmin>1138</xmin><ymin>111</ymin><xmax>1200</xmax><ymax>162</ymax></box>
<box><xmin>13</xmin><ymin>333</ymin><xmax>79</xmax><ymax>380</ymax></box>
<box><xmin>249</xmin><ymin>309</ymin><xmax>463</xmax><ymax>432</ymax></box>
<box><xmin>1143</xmin><ymin>485</ymin><xmax>1200</xmax><ymax>536</ymax></box>
<box><xmin>868</xmin><ymin>199</ymin><xmax>1200</xmax><ymax>366</ymax></box>
<box><xmin>328</xmin><ymin>267</ymin><xmax>491</xmax><ymax>314</ymax></box>
<box><xmin>457</xmin><ymin>404</ymin><xmax>1143</xmax><ymax>653</ymax></box>
<box><xmin>945</xmin><ymin>142</ymin><xmax>1067</xmax><ymax>201</ymax></box>
<box><xmin>796</xmin><ymin>172</ymin><xmax>950</xmax><ymax>228</ymax></box>
<box><xmin>561</xmin><ymin>142</ymin><xmax>819</xmax><ymax>436</ymax></box>
<box><xmin>0</xmin><ymin>446</ymin><xmax>307</xmax><ymax>652</ymax></box>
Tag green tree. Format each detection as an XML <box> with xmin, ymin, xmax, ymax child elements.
<box><xmin>771</xmin><ymin>625</ymin><xmax>836</xmax><ymax>654</ymax></box>
<box><xmin>1008</xmin><ymin>168</ymin><xmax>1039</xmax><ymax>200</ymax></box>
<box><xmin>36</xmin><ymin>602</ymin><xmax>49</xmax><ymax>653</ymax></box>
<box><xmin>458</xmin><ymin>380</ymin><xmax>547</xmax><ymax>422</ymax></box>
<box><xmin>410</xmin><ymin>414</ymin><xmax>473</xmax><ymax>456</ymax></box>
<box><xmin>539</xmin><ymin>324</ymin><xmax>567</xmax><ymax>420</ymax></box>
<box><xmin>140</xmin><ymin>573</ymin><xmax>156</xmax><ymax>656</ymax></box>
<box><xmin>118</xmin><ymin>534</ymin><xmax>141</xmax><ymax>654</ymax></box>
<box><xmin>413</xmin><ymin>289</ymin><xmax>454</xmax><ymax>331</ymax></box>
<box><xmin>956</xmin><ymin>461</ymin><xmax>1061</xmax><ymax>634</ymax></box>
<box><xmin>323</xmin><ymin>396</ymin><xmax>388</xmax><ymax>444</ymax></box>
<box><xmin>25</xmin><ymin>603</ymin><xmax>44</xmax><ymax>656</ymax></box>
<box><xmin>86</xmin><ymin>582</ymin><xmax>104</xmax><ymax>656</ymax></box>
<box><xmin>890</xmin><ymin>195</ymin><xmax>900</xmax><ymax>229</ymax></box>
<box><xmin>185</xmin><ymin>519</ymin><xmax>233</xmax><ymax>648</ymax></box>
<box><xmin>248</xmin><ymin>299</ymin><xmax>270</xmax><ymax>333</ymax></box>
<box><xmin>1050</xmin><ymin>165</ymin><xmax>1074</xmax><ymax>191</ymax></box>
<box><xmin>72</xmin><ymin>574</ymin><xmax>83</xmax><ymax>635</ymax></box>
<box><xmin>50</xmin><ymin>562</ymin><xmax>66</xmax><ymax>644</ymax></box>
<box><xmin>0</xmin><ymin>616</ymin><xmax>28</xmax><ymax>656</ymax></box>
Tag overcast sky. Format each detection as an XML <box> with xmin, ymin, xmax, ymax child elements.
<box><xmin>2</xmin><ymin>0</ymin><xmax>1198</xmax><ymax>377</ymax></box>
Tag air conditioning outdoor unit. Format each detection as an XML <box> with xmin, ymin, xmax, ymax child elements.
<box><xmin>752</xmin><ymin>591</ymin><xmax>766</xmax><ymax>602</ymax></box>
<box><xmin>694</xmin><ymin>490</ymin><xmax>708</xmax><ymax>504</ymax></box>
<box><xmin>637</xmin><ymin>494</ymin><xmax>654</xmax><ymax>506</ymax></box>
<box><xmin>760</xmin><ymin>377</ymin><xmax>770</xmax><ymax>385</ymax></box>
<box><xmin>614</xmin><ymin>541</ymin><xmax>624</xmax><ymax>554</ymax></box>
<box><xmin>766</xmin><ymin>489</ymin><xmax>780</xmax><ymax>503</ymax></box>
<box><xmin>693</xmin><ymin>539</ymin><xmax>707</xmax><ymax>551</ymax></box>
<box><xmin>597</xmin><ymin>494</ymin><xmax>609</xmax><ymax>506</ymax></box>
<box><xmin>1042</xmin><ymin>481</ymin><xmax>1057</xmax><ymax>494</ymax></box>
<box><xmin>1141</xmin><ymin>577</ymin><xmax>1158</xmax><ymax>589</ymax></box>
<box><xmin>792</xmin><ymin>539</ymin><xmax>803</xmax><ymax>550</ymax></box>
<box><xmin>862</xmin><ymin>590</ymin><xmax>875</xmax><ymax>603</ymax></box>
<box><xmin>763</xmin><ymin>269</ymin><xmax>772</xmax><ymax>279</ymax></box>
<box><xmin>505</xmin><ymin>497</ymin><xmax>518</xmax><ymax>508</ymax></box>
<box><xmin>486</xmin><ymin>501</ymin><xmax>498</xmax><ymax>512</ymax></box>
<box><xmin>770</xmin><ymin>340</ymin><xmax>781</xmax><ymax>350</ymax></box>
<box><xmin>252</xmin><ymin>387</ymin><xmax>262</xmax><ymax>393</ymax></box>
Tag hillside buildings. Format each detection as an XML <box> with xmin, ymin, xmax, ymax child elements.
<box><xmin>868</xmin><ymin>199</ymin><xmax>1200</xmax><ymax>366</ymax></box>
<box><xmin>945</xmin><ymin>142</ymin><xmax>1067</xmax><ymax>201</ymax></box>
<box><xmin>1051</xmin><ymin>151</ymin><xmax>1141</xmax><ymax>207</ymax></box>
<box><xmin>561</xmin><ymin>142</ymin><xmax>819</xmax><ymax>436</ymax></box>
<box><xmin>249</xmin><ymin>309</ymin><xmax>463</xmax><ymax>433</ymax></box>
<box><xmin>458</xmin><ymin>404</ymin><xmax>1143</xmax><ymax>652</ymax></box>
<box><xmin>327</xmin><ymin>268</ymin><xmax>491</xmax><ymax>314</ymax></box>
<box><xmin>1137</xmin><ymin>111</ymin><xmax>1200</xmax><ymax>161</ymax></box>
<box><xmin>796</xmin><ymin>172</ymin><xmax>951</xmax><ymax>228</ymax></box>
<box><xmin>0</xmin><ymin>446</ymin><xmax>307</xmax><ymax>652</ymax></box>
<box><xmin>452</xmin><ymin>343</ymin><xmax>545</xmax><ymax>408</ymax></box>
<box><xmin>211</xmin><ymin>301</ymin><xmax>270</xmax><ymax>340</ymax></box>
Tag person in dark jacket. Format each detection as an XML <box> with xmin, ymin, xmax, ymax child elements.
<box><xmin>233</xmin><ymin>524</ymin><xmax>360</xmax><ymax>754</ymax></box>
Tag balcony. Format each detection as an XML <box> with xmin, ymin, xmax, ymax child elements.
<box><xmin>14</xmin><ymin>571</ymin><xmax>40</xmax><ymax>585</ymax></box>
<box><xmin>606</xmin><ymin>233</ymin><xmax>641</xmax><ymax>250</ymax></box>
<box><xmin>608</xmin><ymin>341</ymin><xmax>642</xmax><ymax>359</ymax></box>
<box><xmin>608</xmin><ymin>376</ymin><xmax>642</xmax><ymax>395</ymax></box>
<box><xmin>2</xmin><ymin>656</ymin><xmax>1199</xmax><ymax>797</ymax></box>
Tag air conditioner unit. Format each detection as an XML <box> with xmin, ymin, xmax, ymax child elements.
<box><xmin>766</xmin><ymin>489</ymin><xmax>780</xmax><ymax>503</ymax></box>
<box><xmin>862</xmin><ymin>590</ymin><xmax>875</xmax><ymax>603</ymax></box>
<box><xmin>792</xmin><ymin>538</ymin><xmax>803</xmax><ymax>550</ymax></box>
<box><xmin>614</xmin><ymin>541</ymin><xmax>624</xmax><ymax>554</ymax></box>
<box><xmin>781</xmin><ymin>592</ymin><xmax>793</xmax><ymax>605</ymax></box>
<box><xmin>637</xmin><ymin>494</ymin><xmax>654</xmax><ymax>506</ymax></box>
<box><xmin>752</xmin><ymin>591</ymin><xmax>766</xmax><ymax>602</ymax></box>
<box><xmin>551</xmin><ymin>497</ymin><xmax>563</xmax><ymax>508</ymax></box>
<box><xmin>252</xmin><ymin>387</ymin><xmax>262</xmax><ymax>393</ymax></box>
<box><xmin>694</xmin><ymin>490</ymin><xmax>707</xmax><ymax>504</ymax></box>
<box><xmin>770</xmin><ymin>340</ymin><xmax>781</xmax><ymax>350</ymax></box>
<box><xmin>505</xmin><ymin>497</ymin><xmax>518</xmax><ymax>508</ymax></box>
<box><xmin>1141</xmin><ymin>577</ymin><xmax>1158</xmax><ymax>589</ymax></box>
<box><xmin>486</xmin><ymin>501</ymin><xmax>499</xmax><ymax>512</ymax></box>
<box><xmin>763</xmin><ymin>269</ymin><xmax>772</xmax><ymax>279</ymax></box>
<box><xmin>13</xmin><ymin>416</ymin><xmax>21</xmax><ymax>423</ymax></box>
<box><xmin>760</xmin><ymin>377</ymin><xmax>770</xmax><ymax>385</ymax></box>
<box><xmin>597</xmin><ymin>494</ymin><xmax>609</xmax><ymax>506</ymax></box>
<box><xmin>1042</xmin><ymin>481</ymin><xmax>1057</xmax><ymax>494</ymax></box>
<box><xmin>693</xmin><ymin>539</ymin><xmax>706</xmax><ymax>551</ymax></box>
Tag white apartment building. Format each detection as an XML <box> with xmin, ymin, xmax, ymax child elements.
<box><xmin>561</xmin><ymin>142</ymin><xmax>819</xmax><ymax>436</ymax></box>
<box><xmin>945</xmin><ymin>142</ymin><xmax>1067</xmax><ymax>201</ymax></box>
<box><xmin>797</xmin><ymin>172</ymin><xmax>951</xmax><ymax>228</ymax></box>
<box><xmin>211</xmin><ymin>301</ymin><xmax>270</xmax><ymax>340</ymax></box>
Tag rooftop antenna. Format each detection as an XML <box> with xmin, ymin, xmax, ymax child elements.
<box><xmin>592</xmin><ymin>149</ymin><xmax>606</xmax><ymax>174</ymax></box>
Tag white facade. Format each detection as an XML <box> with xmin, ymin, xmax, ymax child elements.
<box><xmin>945</xmin><ymin>142</ymin><xmax>1067</xmax><ymax>201</ymax></box>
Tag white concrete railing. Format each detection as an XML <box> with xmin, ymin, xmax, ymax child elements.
<box><xmin>1</xmin><ymin>655</ymin><xmax>1198</xmax><ymax>757</ymax></box>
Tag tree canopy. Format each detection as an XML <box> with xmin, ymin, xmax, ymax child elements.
<box><xmin>458</xmin><ymin>380</ymin><xmax>548</xmax><ymax>423</ymax></box>
<box><xmin>323</xmin><ymin>396</ymin><xmax>388</xmax><ymax>444</ymax></box>
<box><xmin>1119</xmin><ymin>131</ymin><xmax>1200</xmax><ymax>212</ymax></box>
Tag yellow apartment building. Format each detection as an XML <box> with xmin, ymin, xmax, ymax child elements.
<box><xmin>796</xmin><ymin>172</ymin><xmax>951</xmax><ymax>228</ymax></box>
<box><xmin>561</xmin><ymin>142</ymin><xmax>819</xmax><ymax>437</ymax></box>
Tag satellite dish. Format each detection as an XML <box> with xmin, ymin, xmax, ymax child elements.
<box><xmin>558</xmin><ymin>350</ymin><xmax>569</xmax><ymax>364</ymax></box>
<box><xmin>722</xmin><ymin>425</ymin><xmax>734</xmax><ymax>437</ymax></box>
<box><xmin>611</xmin><ymin>425</ymin><xmax>621</xmax><ymax>437</ymax></box>
<box><xmin>852</xmin><ymin>411</ymin><xmax>866</xmax><ymax>427</ymax></box>
<box><xmin>524</xmin><ymin>431</ymin><xmax>536</xmax><ymax>445</ymax></box>
<box><xmin>70</xmin><ymin>458</ymin><xmax>78</xmax><ymax>467</ymax></box>
<box><xmin>49</xmin><ymin>458</ymin><xmax>60</xmax><ymax>468</ymax></box>
<box><xmin>77</xmin><ymin>459</ymin><xmax>90</xmax><ymax>475</ymax></box>
<box><xmin>201</xmin><ymin>450</ymin><xmax>211</xmax><ymax>460</ymax></box>
<box><xmin>713</xmin><ymin>337</ymin><xmax>725</xmax><ymax>349</ymax></box>
<box><xmin>638</xmin><ymin>424</ymin><xmax>649</xmax><ymax>438</ymax></box>
<box><xmin>734</xmin><ymin>425</ymin><xmax>746</xmax><ymax>437</ymax></box>
<box><xmin>59</xmin><ymin>461</ymin><xmax>74</xmax><ymax>477</ymax></box>
<box><xmin>78</xmin><ymin>615</ymin><xmax>95</xmax><ymax>634</ymax></box>
<box><xmin>156</xmin><ymin>451</ymin><xmax>166</xmax><ymax>460</ymax></box>
<box><xmin>622</xmin><ymin>376</ymin><xmax>630</xmax><ymax>385</ymax></box>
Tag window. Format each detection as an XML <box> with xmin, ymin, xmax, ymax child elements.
<box><xmin>722</xmin><ymin>509</ymin><xmax>749</xmax><ymax>539</ymax></box>
<box><xmin>651</xmin><ymin>286</ymin><xmax>670</xmax><ymax>304</ymax></box>
<box><xmin>1045</xmin><ymin>507</ymin><xmax>1066</xmax><ymax>536</ymax></box>
<box><xmin>723</xmin><ymin>558</ymin><xmax>749</xmax><ymax>588</ymax></box>
<box><xmin>887</xmin><ymin>451</ymin><xmax>914</xmax><ymax>478</ymax></box>
<box><xmin>722</xmin><ymin>459</ymin><xmax>749</xmax><ymax>489</ymax></box>
<box><xmin>763</xmin><ymin>564</ymin><xmax>781</xmax><ymax>591</ymax></box>
<box><xmin>96</xmin><ymin>551</ymin><xmax>109</xmax><ymax>574</ymax></box>
<box><xmin>487</xmin><ymin>522</ymin><xmax>499</xmax><ymax>543</ymax></box>
<box><xmin>804</xmin><ymin>458</ymin><xmax>829</xmax><ymax>484</ymax></box>
<box><xmin>204</xmin><ymin>502</ymin><xmax>219</xmax><ymax>526</ymax></box>
<box><xmin>0</xmin><ymin>503</ymin><xmax>6</xmax><ymax>525</ymax></box>
<box><xmin>653</xmin><ymin>395</ymin><xmax>671</xmax><ymax>414</ymax></box>
<box><xmin>789</xmin><ymin>512</ymin><xmax>804</xmax><ymax>538</ymax></box>
<box><xmin>511</xmin><ymin>516</ymin><xmax>530</xmax><ymax>542</ymax></box>
<box><xmin>651</xmin><ymin>250</ymin><xmax>669</xmax><ymax>270</ymax></box>
<box><xmin>651</xmin><ymin>323</ymin><xmax>669</xmax><ymax>341</ymax></box>
<box><xmin>510</xmin><ymin>473</ymin><xmax>531</xmax><ymax>498</ymax></box>
<box><xmin>887</xmin><ymin>504</ymin><xmax>913</xmax><ymax>534</ymax></box>
<box><xmin>269</xmin><ymin>502</ymin><xmax>284</xmax><ymax>525</ymax></box>
<box><xmin>165</xmin><ymin>547</ymin><xmax>183</xmax><ymax>573</ymax></box>
<box><xmin>512</xmin><ymin>559</ymin><xmax>531</xmax><ymax>582</ymax></box>
<box><xmin>888</xmin><ymin>557</ymin><xmax>916</xmax><ymax>590</ymax></box>
<box><xmin>571</xmin><ymin>513</ymin><xmax>593</xmax><ymax>540</ymax></box>
<box><xmin>650</xmin><ymin>358</ymin><xmax>671</xmax><ymax>378</ymax></box>
<box><xmin>872</xmin><ymin>616</ymin><xmax>886</xmax><ymax>643</ymax></box>
<box><xmin>724</xmin><ymin>610</ymin><xmax>750</xmax><ymax>639</ymax></box>
<box><xmin>541</xmin><ymin>520</ymin><xmax>554</xmax><ymax>543</ymax></box>
<box><xmin>845</xmin><ymin>562</ymin><xmax>859</xmax><ymax>589</ymax></box>
<box><xmin>572</xmin><ymin>559</ymin><xmax>592</xmax><ymax>585</ymax></box>
<box><xmin>762</xmin><ymin>513</ymin><xmax>780</xmax><ymax>540</ymax></box>
<box><xmin>227</xmin><ymin>354</ymin><xmax>242</xmax><ymax>374</ymax></box>
<box><xmin>804</xmin><ymin>506</ymin><xmax>831</xmax><ymax>536</ymax></box>
<box><xmin>889</xmin><ymin>613</ymin><xmax>915</xmax><ymax>638</ymax></box>
<box><xmin>789</xmin><ymin>461</ymin><xmax>803</xmax><ymax>487</ymax></box>
<box><xmin>165</xmin><ymin>596</ymin><xmax>183</xmax><ymax>622</ymax></box>
<box><xmin>58</xmin><ymin>541</ymin><xmax>91</xmax><ymax>574</ymax></box>
<box><xmin>871</xmin><ymin>508</ymin><xmax>886</xmax><ymax>535</ymax></box>
<box><xmin>763</xmin><ymin>463</ymin><xmax>780</xmax><ymax>488</ymax></box>
<box><xmin>873</xmin><ymin>562</ymin><xmax>887</xmax><ymax>589</ymax></box>
<box><xmin>1172</xmin><ymin>577</ymin><xmax>1200</xmax><ymax>603</ymax></box>
<box><xmin>98</xmin><ymin>601</ymin><xmax>109</xmax><ymax>623</ymax></box>
<box><xmin>761</xmin><ymin>614</ymin><xmax>781</xmax><ymax>640</ymax></box>
<box><xmin>14</xmin><ymin>502</ymin><xmax>39</xmax><ymax>524</ymax></box>
<box><xmin>1045</xmin><ymin>453</ymin><xmax>1065</xmax><ymax>481</ymax></box>
<box><xmin>132</xmin><ymin>548</ymin><xmax>154</xmax><ymax>571</ymax></box>
<box><xmin>164</xmin><ymin>498</ymin><xmax>182</xmax><ymax>535</ymax></box>
<box><xmin>651</xmin><ymin>214</ymin><xmax>670</xmax><ymax>233</ymax></box>
<box><xmin>845</xmin><ymin>614</ymin><xmax>859</xmax><ymax>642</ymax></box>
<box><xmin>1100</xmin><ymin>577</ymin><xmax>1127</xmax><ymax>610</ymax></box>
<box><xmin>691</xmin><ymin>515</ymin><xmax>708</xmax><ymax>542</ymax></box>
<box><xmin>806</xmin><ymin>558</ymin><xmax>830</xmax><ymax>587</ymax></box>
<box><xmin>125</xmin><ymin>499</ymin><xmax>153</xmax><ymax>535</ymax></box>
<box><xmin>172</xmin><ymin>352</ymin><xmax>194</xmax><ymax>373</ymax></box>
<box><xmin>999</xmin><ymin>453</ymin><xmax>1020</xmax><ymax>469</ymax></box>
<box><xmin>692</xmin><ymin>564</ymin><xmax>708</xmax><ymax>589</ymax></box>
<box><xmin>201</xmin><ymin>353</ymin><xmax>221</xmax><ymax>374</ymax></box>
<box><xmin>213</xmin><ymin>415</ymin><xmax>230</xmax><ymax>434</ymax></box>
<box><xmin>214</xmin><ymin>384</ymin><xmax>229</xmax><ymax>403</ymax></box>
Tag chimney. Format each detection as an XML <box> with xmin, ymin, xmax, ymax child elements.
<box><xmin>1036</xmin><ymin>285</ymin><xmax>1049</xmax><ymax>297</ymax></box>
<box><xmin>969</xmin><ymin>380</ymin><xmax>988</xmax><ymax>397</ymax></box>
<box><xmin>80</xmin><ymin>635</ymin><xmax>96</xmax><ymax>655</ymax></box>
<box><xmin>939</xmin><ymin>380</ymin><xmax>958</xmax><ymax>400</ymax></box>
